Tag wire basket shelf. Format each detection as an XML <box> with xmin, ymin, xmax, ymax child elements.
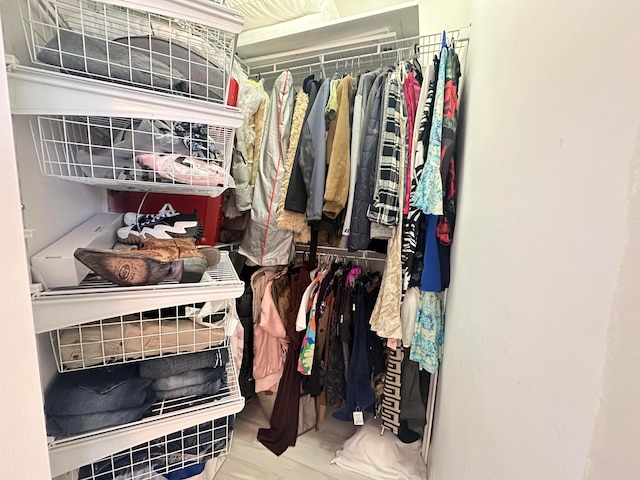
<box><xmin>77</xmin><ymin>416</ymin><xmax>234</xmax><ymax>480</ymax></box>
<box><xmin>51</xmin><ymin>300</ymin><xmax>234</xmax><ymax>372</ymax></box>
<box><xmin>21</xmin><ymin>0</ymin><xmax>242</xmax><ymax>103</ymax></box>
<box><xmin>32</xmin><ymin>251</ymin><xmax>245</xmax><ymax>334</ymax></box>
<box><xmin>47</xmin><ymin>343</ymin><xmax>244</xmax><ymax>476</ymax></box>
<box><xmin>32</xmin><ymin>114</ymin><xmax>236</xmax><ymax>197</ymax></box>
<box><xmin>49</xmin><ymin>344</ymin><xmax>242</xmax><ymax>447</ymax></box>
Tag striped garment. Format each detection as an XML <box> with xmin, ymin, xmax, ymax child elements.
<box><xmin>367</xmin><ymin>76</ymin><xmax>404</xmax><ymax>227</ymax></box>
<box><xmin>381</xmin><ymin>345</ymin><xmax>404</xmax><ymax>434</ymax></box>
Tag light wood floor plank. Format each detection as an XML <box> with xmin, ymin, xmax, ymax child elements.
<box><xmin>217</xmin><ymin>400</ymin><xmax>371</xmax><ymax>479</ymax></box>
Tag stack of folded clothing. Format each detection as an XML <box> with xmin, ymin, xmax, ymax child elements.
<box><xmin>78</xmin><ymin>417</ymin><xmax>234</xmax><ymax>480</ymax></box>
<box><xmin>139</xmin><ymin>350</ymin><xmax>229</xmax><ymax>401</ymax></box>
<box><xmin>45</xmin><ymin>364</ymin><xmax>155</xmax><ymax>438</ymax></box>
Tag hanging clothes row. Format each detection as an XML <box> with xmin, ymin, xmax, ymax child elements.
<box><xmin>245</xmin><ymin>256</ymin><xmax>392</xmax><ymax>455</ymax></box>
<box><xmin>235</xmin><ymin>31</ymin><xmax>464</xmax><ymax>449</ymax></box>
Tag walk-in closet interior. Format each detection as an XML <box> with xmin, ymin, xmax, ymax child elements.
<box><xmin>3</xmin><ymin>0</ymin><xmax>637</xmax><ymax>479</ymax></box>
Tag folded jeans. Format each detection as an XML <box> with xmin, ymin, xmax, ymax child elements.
<box><xmin>154</xmin><ymin>376</ymin><xmax>225</xmax><ymax>401</ymax></box>
<box><xmin>140</xmin><ymin>349</ymin><xmax>228</xmax><ymax>379</ymax></box>
<box><xmin>152</xmin><ymin>366</ymin><xmax>226</xmax><ymax>391</ymax></box>
<box><xmin>45</xmin><ymin>364</ymin><xmax>153</xmax><ymax>416</ymax></box>
<box><xmin>46</xmin><ymin>390</ymin><xmax>156</xmax><ymax>437</ymax></box>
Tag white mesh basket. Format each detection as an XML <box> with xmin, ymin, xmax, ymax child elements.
<box><xmin>50</xmin><ymin>300</ymin><xmax>234</xmax><ymax>372</ymax></box>
<box><xmin>21</xmin><ymin>0</ymin><xmax>243</xmax><ymax>103</ymax></box>
<box><xmin>76</xmin><ymin>415</ymin><xmax>234</xmax><ymax>479</ymax></box>
<box><xmin>32</xmin><ymin>114</ymin><xmax>236</xmax><ymax>196</ymax></box>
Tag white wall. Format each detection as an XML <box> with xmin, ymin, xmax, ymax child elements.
<box><xmin>333</xmin><ymin>0</ymin><xmax>412</xmax><ymax>18</ymax></box>
<box><xmin>0</xmin><ymin>19</ymin><xmax>52</xmax><ymax>479</ymax></box>
<box><xmin>419</xmin><ymin>0</ymin><xmax>471</xmax><ymax>36</ymax></box>
<box><xmin>428</xmin><ymin>0</ymin><xmax>640</xmax><ymax>479</ymax></box>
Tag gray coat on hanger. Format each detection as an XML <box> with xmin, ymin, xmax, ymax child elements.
<box><xmin>239</xmin><ymin>71</ymin><xmax>295</xmax><ymax>266</ymax></box>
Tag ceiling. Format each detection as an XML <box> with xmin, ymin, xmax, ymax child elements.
<box><xmin>236</xmin><ymin>1</ymin><xmax>419</xmax><ymax>65</ymax></box>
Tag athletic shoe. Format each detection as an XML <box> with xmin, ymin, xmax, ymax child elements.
<box><xmin>122</xmin><ymin>203</ymin><xmax>178</xmax><ymax>226</ymax></box>
<box><xmin>117</xmin><ymin>205</ymin><xmax>204</xmax><ymax>244</ymax></box>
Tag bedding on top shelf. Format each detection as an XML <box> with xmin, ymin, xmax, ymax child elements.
<box><xmin>227</xmin><ymin>0</ymin><xmax>338</xmax><ymax>30</ymax></box>
<box><xmin>227</xmin><ymin>0</ymin><xmax>337</xmax><ymax>30</ymax></box>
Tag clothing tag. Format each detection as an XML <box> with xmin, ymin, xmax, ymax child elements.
<box><xmin>387</xmin><ymin>338</ymin><xmax>398</xmax><ymax>350</ymax></box>
<box><xmin>353</xmin><ymin>411</ymin><xmax>364</xmax><ymax>426</ymax></box>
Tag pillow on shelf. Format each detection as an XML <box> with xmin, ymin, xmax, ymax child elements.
<box><xmin>227</xmin><ymin>0</ymin><xmax>325</xmax><ymax>30</ymax></box>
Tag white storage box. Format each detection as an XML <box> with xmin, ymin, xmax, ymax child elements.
<box><xmin>31</xmin><ymin>213</ymin><xmax>123</xmax><ymax>289</ymax></box>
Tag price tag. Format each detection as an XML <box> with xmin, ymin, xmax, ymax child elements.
<box><xmin>353</xmin><ymin>410</ymin><xmax>364</xmax><ymax>426</ymax></box>
<box><xmin>387</xmin><ymin>338</ymin><xmax>398</xmax><ymax>350</ymax></box>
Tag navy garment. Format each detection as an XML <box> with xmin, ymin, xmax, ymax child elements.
<box><xmin>334</xmin><ymin>281</ymin><xmax>379</xmax><ymax>421</ymax></box>
<box><xmin>164</xmin><ymin>463</ymin><xmax>206</xmax><ymax>479</ymax></box>
<box><xmin>420</xmin><ymin>214</ymin><xmax>442</xmax><ymax>292</ymax></box>
<box><xmin>348</xmin><ymin>71</ymin><xmax>389</xmax><ymax>251</ymax></box>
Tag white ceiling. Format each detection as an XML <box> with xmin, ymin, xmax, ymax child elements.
<box><xmin>236</xmin><ymin>1</ymin><xmax>419</xmax><ymax>64</ymax></box>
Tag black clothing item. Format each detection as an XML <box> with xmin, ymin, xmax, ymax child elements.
<box><xmin>284</xmin><ymin>78</ymin><xmax>321</xmax><ymax>213</ymax></box>
<box><xmin>325</xmin><ymin>283</ymin><xmax>348</xmax><ymax>406</ymax></box>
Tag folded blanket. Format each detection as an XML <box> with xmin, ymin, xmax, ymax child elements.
<box><xmin>38</xmin><ymin>30</ymin><xmax>186</xmax><ymax>91</ymax></box>
<box><xmin>58</xmin><ymin>317</ymin><xmax>226</xmax><ymax>370</ymax></box>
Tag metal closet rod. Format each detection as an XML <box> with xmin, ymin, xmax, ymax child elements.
<box><xmin>247</xmin><ymin>27</ymin><xmax>470</xmax><ymax>78</ymax></box>
<box><xmin>296</xmin><ymin>245</ymin><xmax>387</xmax><ymax>261</ymax></box>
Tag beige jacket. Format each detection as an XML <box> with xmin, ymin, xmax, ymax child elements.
<box><xmin>323</xmin><ymin>76</ymin><xmax>356</xmax><ymax>218</ymax></box>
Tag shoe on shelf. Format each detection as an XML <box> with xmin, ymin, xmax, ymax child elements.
<box><xmin>118</xmin><ymin>203</ymin><xmax>204</xmax><ymax>244</ymax></box>
<box><xmin>122</xmin><ymin>203</ymin><xmax>176</xmax><ymax>226</ymax></box>
<box><xmin>74</xmin><ymin>238</ymin><xmax>222</xmax><ymax>287</ymax></box>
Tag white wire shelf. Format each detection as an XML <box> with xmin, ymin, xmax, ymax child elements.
<box><xmin>21</xmin><ymin>0</ymin><xmax>243</xmax><ymax>103</ymax></box>
<box><xmin>77</xmin><ymin>418</ymin><xmax>233</xmax><ymax>479</ymax></box>
<box><xmin>247</xmin><ymin>27</ymin><xmax>470</xmax><ymax>91</ymax></box>
<box><xmin>77</xmin><ymin>416</ymin><xmax>233</xmax><ymax>480</ymax></box>
<box><xmin>7</xmin><ymin>66</ymin><xmax>244</xmax><ymax>125</ymax></box>
<box><xmin>51</xmin><ymin>301</ymin><xmax>232</xmax><ymax>372</ymax></box>
<box><xmin>7</xmin><ymin>66</ymin><xmax>243</xmax><ymax>197</ymax></box>
<box><xmin>32</xmin><ymin>251</ymin><xmax>244</xmax><ymax>334</ymax></box>
<box><xmin>49</xmin><ymin>344</ymin><xmax>244</xmax><ymax>477</ymax></box>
